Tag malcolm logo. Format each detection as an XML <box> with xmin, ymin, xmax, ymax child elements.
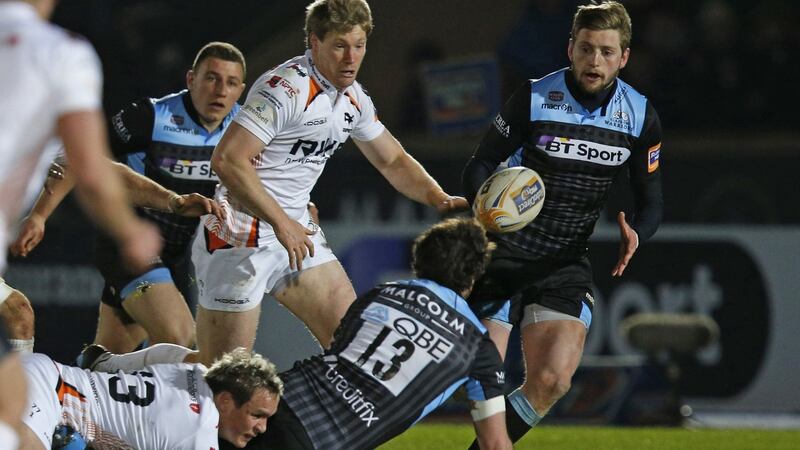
<box><xmin>379</xmin><ymin>285</ymin><xmax>465</xmax><ymax>335</ymax></box>
<box><xmin>496</xmin><ymin>371</ymin><xmax>505</xmax><ymax>385</ymax></box>
<box><xmin>170</xmin><ymin>115</ymin><xmax>184</xmax><ymax>126</ymax></box>
<box><xmin>344</xmin><ymin>112</ymin><xmax>354</xmax><ymax>124</ymax></box>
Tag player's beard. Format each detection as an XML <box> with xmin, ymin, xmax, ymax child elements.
<box><xmin>571</xmin><ymin>63</ymin><xmax>620</xmax><ymax>96</ymax></box>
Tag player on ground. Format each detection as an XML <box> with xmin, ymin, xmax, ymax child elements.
<box><xmin>10</xmin><ymin>42</ymin><xmax>246</xmax><ymax>355</ymax></box>
<box><xmin>192</xmin><ymin>0</ymin><xmax>468</xmax><ymax>365</ymax></box>
<box><xmin>84</xmin><ymin>218</ymin><xmax>511</xmax><ymax>450</ymax></box>
<box><xmin>462</xmin><ymin>2</ymin><xmax>663</xmax><ymax>446</ymax></box>
<box><xmin>16</xmin><ymin>348</ymin><xmax>281</xmax><ymax>449</ymax></box>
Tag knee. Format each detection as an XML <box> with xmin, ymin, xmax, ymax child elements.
<box><xmin>525</xmin><ymin>366</ymin><xmax>572</xmax><ymax>404</ymax></box>
<box><xmin>0</xmin><ymin>290</ymin><xmax>35</xmax><ymax>339</ymax></box>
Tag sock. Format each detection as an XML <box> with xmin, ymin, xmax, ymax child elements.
<box><xmin>468</xmin><ymin>388</ymin><xmax>543</xmax><ymax>449</ymax></box>
<box><xmin>9</xmin><ymin>338</ymin><xmax>34</xmax><ymax>353</ymax></box>
<box><xmin>94</xmin><ymin>343</ymin><xmax>194</xmax><ymax>372</ymax></box>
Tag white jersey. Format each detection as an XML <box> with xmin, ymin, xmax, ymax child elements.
<box><xmin>0</xmin><ymin>2</ymin><xmax>102</xmax><ymax>271</ymax></box>
<box><xmin>22</xmin><ymin>354</ymin><xmax>219</xmax><ymax>450</ymax></box>
<box><xmin>204</xmin><ymin>50</ymin><xmax>385</xmax><ymax>247</ymax></box>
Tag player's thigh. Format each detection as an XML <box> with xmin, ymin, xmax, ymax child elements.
<box><xmin>273</xmin><ymin>260</ymin><xmax>356</xmax><ymax>345</ymax></box>
<box><xmin>121</xmin><ymin>282</ymin><xmax>195</xmax><ymax>344</ymax></box>
<box><xmin>196</xmin><ymin>304</ymin><xmax>262</xmax><ymax>365</ymax></box>
<box><xmin>94</xmin><ymin>303</ymin><xmax>148</xmax><ymax>353</ymax></box>
<box><xmin>481</xmin><ymin>317</ymin><xmax>512</xmax><ymax>361</ymax></box>
<box><xmin>520</xmin><ymin>318</ymin><xmax>586</xmax><ymax>379</ymax></box>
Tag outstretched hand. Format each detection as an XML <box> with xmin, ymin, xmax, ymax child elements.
<box><xmin>169</xmin><ymin>193</ymin><xmax>225</xmax><ymax>221</ymax></box>
<box><xmin>435</xmin><ymin>196</ymin><xmax>470</xmax><ymax>215</ymax></box>
<box><xmin>612</xmin><ymin>211</ymin><xmax>639</xmax><ymax>277</ymax></box>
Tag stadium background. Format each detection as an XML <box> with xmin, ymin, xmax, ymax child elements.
<box><xmin>6</xmin><ymin>0</ymin><xmax>799</xmax><ymax>430</ymax></box>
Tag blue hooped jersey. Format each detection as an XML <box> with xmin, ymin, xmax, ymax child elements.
<box><xmin>466</xmin><ymin>68</ymin><xmax>663</xmax><ymax>260</ymax></box>
<box><xmin>109</xmin><ymin>90</ymin><xmax>239</xmax><ymax>250</ymax></box>
<box><xmin>278</xmin><ymin>279</ymin><xmax>505</xmax><ymax>450</ymax></box>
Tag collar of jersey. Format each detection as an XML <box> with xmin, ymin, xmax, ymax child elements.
<box><xmin>304</xmin><ymin>49</ymin><xmax>352</xmax><ymax>98</ymax></box>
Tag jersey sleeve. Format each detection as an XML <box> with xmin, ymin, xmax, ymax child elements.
<box><xmin>464</xmin><ymin>334</ymin><xmax>506</xmax><ymax>401</ymax></box>
<box><xmin>461</xmin><ymin>80</ymin><xmax>532</xmax><ymax>204</ymax></box>
<box><xmin>234</xmin><ymin>70</ymin><xmax>301</xmax><ymax>145</ymax></box>
<box><xmin>108</xmin><ymin>98</ymin><xmax>155</xmax><ymax>159</ymax></box>
<box><xmin>350</xmin><ymin>86</ymin><xmax>385</xmax><ymax>142</ymax></box>
<box><xmin>627</xmin><ymin>102</ymin><xmax>663</xmax><ymax>241</ymax></box>
<box><xmin>50</xmin><ymin>35</ymin><xmax>102</xmax><ymax>115</ymax></box>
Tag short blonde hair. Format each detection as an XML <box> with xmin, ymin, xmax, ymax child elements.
<box><xmin>205</xmin><ymin>348</ymin><xmax>283</xmax><ymax>407</ymax></box>
<box><xmin>304</xmin><ymin>0</ymin><xmax>373</xmax><ymax>48</ymax></box>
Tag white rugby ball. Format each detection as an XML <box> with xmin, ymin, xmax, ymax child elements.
<box><xmin>473</xmin><ymin>167</ymin><xmax>545</xmax><ymax>233</ymax></box>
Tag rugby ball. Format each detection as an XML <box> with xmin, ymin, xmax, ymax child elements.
<box><xmin>473</xmin><ymin>167</ymin><xmax>545</xmax><ymax>233</ymax></box>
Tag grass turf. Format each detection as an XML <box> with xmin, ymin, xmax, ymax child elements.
<box><xmin>378</xmin><ymin>424</ymin><xmax>800</xmax><ymax>450</ymax></box>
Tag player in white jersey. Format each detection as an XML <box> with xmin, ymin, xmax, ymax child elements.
<box><xmin>17</xmin><ymin>348</ymin><xmax>282</xmax><ymax>449</ymax></box>
<box><xmin>192</xmin><ymin>0</ymin><xmax>469</xmax><ymax>365</ymax></box>
<box><xmin>0</xmin><ymin>0</ymin><xmax>160</xmax><ymax>276</ymax></box>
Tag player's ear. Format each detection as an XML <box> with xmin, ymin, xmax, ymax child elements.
<box><xmin>214</xmin><ymin>391</ymin><xmax>235</xmax><ymax>412</ymax></box>
<box><xmin>186</xmin><ymin>69</ymin><xmax>195</xmax><ymax>90</ymax></box>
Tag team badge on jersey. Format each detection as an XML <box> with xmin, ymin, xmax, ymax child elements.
<box><xmin>648</xmin><ymin>143</ymin><xmax>661</xmax><ymax>173</ymax></box>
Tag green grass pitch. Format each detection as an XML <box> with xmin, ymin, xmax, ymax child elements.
<box><xmin>378</xmin><ymin>424</ymin><xmax>800</xmax><ymax>450</ymax></box>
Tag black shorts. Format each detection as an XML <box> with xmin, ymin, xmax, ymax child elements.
<box><xmin>93</xmin><ymin>233</ymin><xmax>190</xmax><ymax>310</ymax></box>
<box><xmin>219</xmin><ymin>400</ymin><xmax>313</xmax><ymax>450</ymax></box>
<box><xmin>469</xmin><ymin>254</ymin><xmax>594</xmax><ymax>325</ymax></box>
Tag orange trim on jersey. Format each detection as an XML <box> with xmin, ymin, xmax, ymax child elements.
<box><xmin>345</xmin><ymin>91</ymin><xmax>361</xmax><ymax>112</ymax></box>
<box><xmin>647</xmin><ymin>142</ymin><xmax>661</xmax><ymax>173</ymax></box>
<box><xmin>56</xmin><ymin>377</ymin><xmax>86</xmax><ymax>405</ymax></box>
<box><xmin>305</xmin><ymin>78</ymin><xmax>322</xmax><ymax>111</ymax></box>
<box><xmin>246</xmin><ymin>217</ymin><xmax>259</xmax><ymax>248</ymax></box>
<box><xmin>206</xmin><ymin>228</ymin><xmax>233</xmax><ymax>252</ymax></box>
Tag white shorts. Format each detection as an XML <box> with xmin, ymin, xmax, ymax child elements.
<box><xmin>192</xmin><ymin>225</ymin><xmax>338</xmax><ymax>312</ymax></box>
<box><xmin>21</xmin><ymin>354</ymin><xmax>63</xmax><ymax>449</ymax></box>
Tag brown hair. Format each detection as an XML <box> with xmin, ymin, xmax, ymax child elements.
<box><xmin>571</xmin><ymin>1</ymin><xmax>632</xmax><ymax>50</ymax></box>
<box><xmin>304</xmin><ymin>0</ymin><xmax>373</xmax><ymax>48</ymax></box>
<box><xmin>411</xmin><ymin>218</ymin><xmax>495</xmax><ymax>295</ymax></box>
<box><xmin>192</xmin><ymin>41</ymin><xmax>246</xmax><ymax>80</ymax></box>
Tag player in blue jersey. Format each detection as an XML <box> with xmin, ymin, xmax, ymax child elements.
<box><xmin>10</xmin><ymin>42</ymin><xmax>246</xmax><ymax>355</ymax></box>
<box><xmin>81</xmin><ymin>218</ymin><xmax>512</xmax><ymax>450</ymax></box>
<box><xmin>462</xmin><ymin>2</ymin><xmax>663</xmax><ymax>446</ymax></box>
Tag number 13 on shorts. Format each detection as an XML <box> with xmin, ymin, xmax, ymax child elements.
<box><xmin>340</xmin><ymin>304</ymin><xmax>455</xmax><ymax>396</ymax></box>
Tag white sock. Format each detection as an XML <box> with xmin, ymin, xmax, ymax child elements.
<box><xmin>9</xmin><ymin>338</ymin><xmax>34</xmax><ymax>353</ymax></box>
<box><xmin>94</xmin><ymin>343</ymin><xmax>193</xmax><ymax>372</ymax></box>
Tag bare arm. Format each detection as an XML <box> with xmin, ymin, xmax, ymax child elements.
<box><xmin>113</xmin><ymin>162</ymin><xmax>223</xmax><ymax>219</ymax></box>
<box><xmin>58</xmin><ymin>110</ymin><xmax>161</xmax><ymax>272</ymax></box>
<box><xmin>354</xmin><ymin>130</ymin><xmax>468</xmax><ymax>213</ymax></box>
<box><xmin>9</xmin><ymin>165</ymin><xmax>76</xmax><ymax>257</ymax></box>
<box><xmin>0</xmin><ymin>353</ymin><xmax>26</xmax><ymax>441</ymax></box>
<box><xmin>211</xmin><ymin>122</ymin><xmax>314</xmax><ymax>270</ymax></box>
